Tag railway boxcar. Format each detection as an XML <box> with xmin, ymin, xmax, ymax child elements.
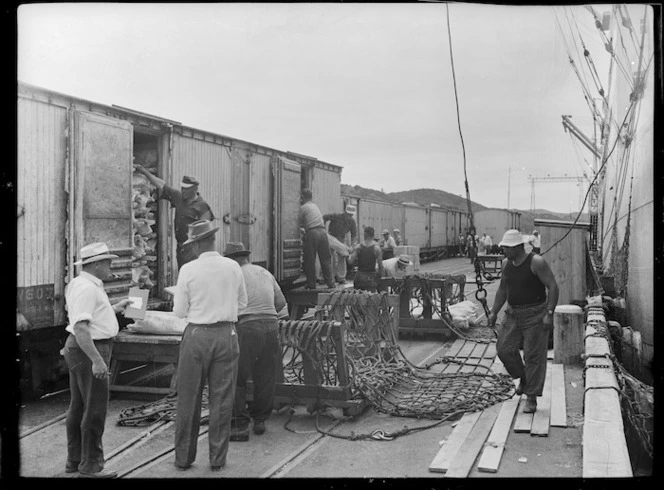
<box><xmin>17</xmin><ymin>81</ymin><xmax>342</xmax><ymax>398</ymax></box>
<box><xmin>473</xmin><ymin>208</ymin><xmax>522</xmax><ymax>248</ymax></box>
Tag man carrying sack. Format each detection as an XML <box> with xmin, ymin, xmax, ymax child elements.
<box><xmin>488</xmin><ymin>230</ymin><xmax>559</xmax><ymax>413</ymax></box>
<box><xmin>172</xmin><ymin>220</ymin><xmax>247</xmax><ymax>471</ymax></box>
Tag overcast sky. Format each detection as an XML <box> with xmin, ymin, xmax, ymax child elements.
<box><xmin>18</xmin><ymin>2</ymin><xmax>619</xmax><ymax>213</ymax></box>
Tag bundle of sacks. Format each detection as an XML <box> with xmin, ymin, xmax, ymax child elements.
<box><xmin>448</xmin><ymin>300</ymin><xmax>479</xmax><ymax>330</ymax></box>
<box><xmin>131</xmin><ymin>148</ymin><xmax>159</xmax><ymax>291</ymax></box>
<box><xmin>126</xmin><ymin>310</ymin><xmax>187</xmax><ymax>336</ymax></box>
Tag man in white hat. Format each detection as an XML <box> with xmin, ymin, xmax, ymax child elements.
<box><xmin>488</xmin><ymin>229</ymin><xmax>559</xmax><ymax>414</ymax></box>
<box><xmin>378</xmin><ymin>229</ymin><xmax>397</xmax><ymax>260</ymax></box>
<box><xmin>134</xmin><ymin>164</ymin><xmax>214</xmax><ymax>270</ymax></box>
<box><xmin>224</xmin><ymin>242</ymin><xmax>286</xmax><ymax>441</ymax></box>
<box><xmin>381</xmin><ymin>254</ymin><xmax>412</xmax><ymax>279</ymax></box>
<box><xmin>529</xmin><ymin>230</ymin><xmax>541</xmax><ymax>254</ymax></box>
<box><xmin>393</xmin><ymin>228</ymin><xmax>403</xmax><ymax>246</ymax></box>
<box><xmin>171</xmin><ymin>220</ymin><xmax>247</xmax><ymax>472</ymax></box>
<box><xmin>323</xmin><ymin>204</ymin><xmax>358</xmax><ymax>284</ymax></box>
<box><xmin>63</xmin><ymin>243</ymin><xmax>133</xmax><ymax>478</ymax></box>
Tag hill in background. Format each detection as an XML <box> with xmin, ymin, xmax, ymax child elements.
<box><xmin>341</xmin><ymin>183</ymin><xmax>590</xmax><ymax>231</ymax></box>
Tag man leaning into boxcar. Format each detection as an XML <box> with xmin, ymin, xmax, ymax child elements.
<box><xmin>298</xmin><ymin>188</ymin><xmax>336</xmax><ymax>289</ymax></box>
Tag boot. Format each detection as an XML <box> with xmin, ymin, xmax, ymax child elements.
<box><xmin>523</xmin><ymin>395</ymin><xmax>537</xmax><ymax>413</ymax></box>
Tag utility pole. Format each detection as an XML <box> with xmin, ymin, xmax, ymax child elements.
<box><xmin>528</xmin><ymin>175</ymin><xmax>588</xmax><ymax>214</ymax></box>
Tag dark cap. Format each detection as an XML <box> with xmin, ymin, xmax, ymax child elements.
<box><xmin>181</xmin><ymin>175</ymin><xmax>200</xmax><ymax>188</ymax></box>
<box><xmin>223</xmin><ymin>241</ymin><xmax>251</xmax><ymax>258</ymax></box>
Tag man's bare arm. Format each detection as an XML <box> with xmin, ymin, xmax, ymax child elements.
<box><xmin>134</xmin><ymin>164</ymin><xmax>166</xmax><ymax>191</ymax></box>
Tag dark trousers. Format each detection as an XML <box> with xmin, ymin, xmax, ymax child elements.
<box><xmin>63</xmin><ymin>335</ymin><xmax>113</xmax><ymax>474</ymax></box>
<box><xmin>496</xmin><ymin>303</ymin><xmax>549</xmax><ymax>396</ymax></box>
<box><xmin>232</xmin><ymin>318</ymin><xmax>280</xmax><ymax>431</ymax></box>
<box><xmin>175</xmin><ymin>322</ymin><xmax>239</xmax><ymax>468</ymax></box>
<box><xmin>354</xmin><ymin>270</ymin><xmax>379</xmax><ymax>292</ymax></box>
<box><xmin>176</xmin><ymin>242</ymin><xmax>197</xmax><ymax>271</ymax></box>
<box><xmin>303</xmin><ymin>227</ymin><xmax>335</xmax><ymax>288</ymax></box>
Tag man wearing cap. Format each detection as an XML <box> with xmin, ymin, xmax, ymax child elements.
<box><xmin>224</xmin><ymin>242</ymin><xmax>287</xmax><ymax>441</ymax></box>
<box><xmin>349</xmin><ymin>226</ymin><xmax>384</xmax><ymax>292</ymax></box>
<box><xmin>323</xmin><ymin>204</ymin><xmax>358</xmax><ymax>284</ymax></box>
<box><xmin>378</xmin><ymin>229</ymin><xmax>397</xmax><ymax>261</ymax></box>
<box><xmin>393</xmin><ymin>229</ymin><xmax>403</xmax><ymax>246</ymax></box>
<box><xmin>529</xmin><ymin>230</ymin><xmax>541</xmax><ymax>254</ymax></box>
<box><xmin>63</xmin><ymin>243</ymin><xmax>133</xmax><ymax>478</ymax></box>
<box><xmin>171</xmin><ymin>220</ymin><xmax>247</xmax><ymax>472</ymax></box>
<box><xmin>488</xmin><ymin>229</ymin><xmax>559</xmax><ymax>414</ymax></box>
<box><xmin>298</xmin><ymin>188</ymin><xmax>336</xmax><ymax>289</ymax></box>
<box><xmin>381</xmin><ymin>254</ymin><xmax>412</xmax><ymax>279</ymax></box>
<box><xmin>133</xmin><ymin>164</ymin><xmax>214</xmax><ymax>270</ymax></box>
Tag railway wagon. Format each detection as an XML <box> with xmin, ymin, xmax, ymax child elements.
<box><xmin>17</xmin><ymin>81</ymin><xmax>343</xmax><ymax>398</ymax></box>
<box><xmin>472</xmin><ymin>208</ymin><xmax>522</xmax><ymax>247</ymax></box>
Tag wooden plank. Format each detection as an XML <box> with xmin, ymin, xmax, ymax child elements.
<box><xmin>583</xmin><ymin>419</ymin><xmax>633</xmax><ymax>477</ymax></box>
<box><xmin>428</xmin><ymin>411</ymin><xmax>482</xmax><ymax>473</ymax></box>
<box><xmin>550</xmin><ymin>363</ymin><xmax>567</xmax><ymax>427</ymax></box>
<box><xmin>530</xmin><ymin>363</ymin><xmax>552</xmax><ymax>436</ymax></box>
<box><xmin>512</xmin><ymin>396</ymin><xmax>533</xmax><ymax>433</ymax></box>
<box><xmin>444</xmin><ymin>403</ymin><xmax>501</xmax><ymax>478</ymax></box>
<box><xmin>477</xmin><ymin>396</ymin><xmax>520</xmax><ymax>473</ymax></box>
<box><xmin>469</xmin><ymin>343</ymin><xmax>487</xmax><ymax>359</ymax></box>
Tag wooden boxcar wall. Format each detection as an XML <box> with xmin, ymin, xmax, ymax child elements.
<box><xmin>310</xmin><ymin>164</ymin><xmax>342</xmax><ymax>216</ymax></box>
<box><xmin>429</xmin><ymin>207</ymin><xmax>447</xmax><ymax>249</ymax></box>
<box><xmin>356</xmin><ymin>198</ymin><xmax>395</xmax><ymax>237</ymax></box>
<box><xmin>403</xmin><ymin>204</ymin><xmax>429</xmax><ymax>249</ymax></box>
<box><xmin>17</xmin><ymin>96</ymin><xmax>69</xmax><ymax>328</ymax></box>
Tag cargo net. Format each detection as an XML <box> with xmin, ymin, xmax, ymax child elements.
<box><xmin>382</xmin><ymin>272</ymin><xmax>496</xmax><ymax>342</ymax></box>
<box><xmin>308</xmin><ymin>289</ymin><xmax>514</xmax><ymax>419</ymax></box>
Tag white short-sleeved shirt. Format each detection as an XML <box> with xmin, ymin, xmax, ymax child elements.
<box><xmin>65</xmin><ymin>271</ymin><xmax>119</xmax><ymax>340</ymax></box>
<box><xmin>173</xmin><ymin>251</ymin><xmax>248</xmax><ymax>324</ymax></box>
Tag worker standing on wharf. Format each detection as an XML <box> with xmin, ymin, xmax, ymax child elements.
<box><xmin>378</xmin><ymin>229</ymin><xmax>397</xmax><ymax>260</ymax></box>
<box><xmin>393</xmin><ymin>228</ymin><xmax>403</xmax><ymax>246</ymax></box>
<box><xmin>488</xmin><ymin>230</ymin><xmax>559</xmax><ymax>413</ymax></box>
<box><xmin>63</xmin><ymin>242</ymin><xmax>133</xmax><ymax>478</ymax></box>
<box><xmin>349</xmin><ymin>226</ymin><xmax>385</xmax><ymax>292</ymax></box>
<box><xmin>323</xmin><ymin>204</ymin><xmax>358</xmax><ymax>284</ymax></box>
<box><xmin>133</xmin><ymin>164</ymin><xmax>214</xmax><ymax>270</ymax></box>
<box><xmin>298</xmin><ymin>188</ymin><xmax>336</xmax><ymax>289</ymax></box>
<box><xmin>224</xmin><ymin>241</ymin><xmax>287</xmax><ymax>442</ymax></box>
<box><xmin>529</xmin><ymin>230</ymin><xmax>541</xmax><ymax>254</ymax></box>
<box><xmin>172</xmin><ymin>220</ymin><xmax>247</xmax><ymax>472</ymax></box>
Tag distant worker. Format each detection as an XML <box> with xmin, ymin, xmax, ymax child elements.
<box><xmin>298</xmin><ymin>188</ymin><xmax>336</xmax><ymax>289</ymax></box>
<box><xmin>134</xmin><ymin>164</ymin><xmax>214</xmax><ymax>270</ymax></box>
<box><xmin>63</xmin><ymin>242</ymin><xmax>133</xmax><ymax>478</ymax></box>
<box><xmin>467</xmin><ymin>228</ymin><xmax>477</xmax><ymax>263</ymax></box>
<box><xmin>378</xmin><ymin>229</ymin><xmax>397</xmax><ymax>260</ymax></box>
<box><xmin>479</xmin><ymin>233</ymin><xmax>488</xmax><ymax>254</ymax></box>
<box><xmin>488</xmin><ymin>230</ymin><xmax>559</xmax><ymax>414</ymax></box>
<box><xmin>349</xmin><ymin>226</ymin><xmax>384</xmax><ymax>292</ymax></box>
<box><xmin>225</xmin><ymin>242</ymin><xmax>286</xmax><ymax>442</ymax></box>
<box><xmin>172</xmin><ymin>220</ymin><xmax>247</xmax><ymax>472</ymax></box>
<box><xmin>382</xmin><ymin>254</ymin><xmax>412</xmax><ymax>279</ymax></box>
<box><xmin>529</xmin><ymin>230</ymin><xmax>541</xmax><ymax>254</ymax></box>
<box><xmin>458</xmin><ymin>233</ymin><xmax>466</xmax><ymax>257</ymax></box>
<box><xmin>484</xmin><ymin>233</ymin><xmax>493</xmax><ymax>252</ymax></box>
<box><xmin>323</xmin><ymin>204</ymin><xmax>358</xmax><ymax>284</ymax></box>
<box><xmin>393</xmin><ymin>228</ymin><xmax>403</xmax><ymax>246</ymax></box>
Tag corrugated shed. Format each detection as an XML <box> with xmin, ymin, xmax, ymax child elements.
<box><xmin>17</xmin><ymin>97</ymin><xmax>68</xmax><ymax>325</ymax></box>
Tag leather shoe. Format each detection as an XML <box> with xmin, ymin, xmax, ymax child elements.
<box><xmin>523</xmin><ymin>396</ymin><xmax>537</xmax><ymax>413</ymax></box>
<box><xmin>65</xmin><ymin>465</ymin><xmax>79</xmax><ymax>474</ymax></box>
<box><xmin>230</xmin><ymin>429</ymin><xmax>250</xmax><ymax>441</ymax></box>
<box><xmin>516</xmin><ymin>379</ymin><xmax>525</xmax><ymax>396</ymax></box>
<box><xmin>253</xmin><ymin>421</ymin><xmax>266</xmax><ymax>435</ymax></box>
<box><xmin>78</xmin><ymin>469</ymin><xmax>117</xmax><ymax>479</ymax></box>
<box><xmin>210</xmin><ymin>464</ymin><xmax>224</xmax><ymax>472</ymax></box>
<box><xmin>175</xmin><ymin>463</ymin><xmax>192</xmax><ymax>471</ymax></box>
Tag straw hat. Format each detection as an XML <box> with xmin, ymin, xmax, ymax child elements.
<box><xmin>397</xmin><ymin>254</ymin><xmax>412</xmax><ymax>266</ymax></box>
<box><xmin>393</xmin><ymin>228</ymin><xmax>400</xmax><ymax>233</ymax></box>
<box><xmin>74</xmin><ymin>242</ymin><xmax>119</xmax><ymax>265</ymax></box>
<box><xmin>382</xmin><ymin>229</ymin><xmax>390</xmax><ymax>235</ymax></box>
<box><xmin>183</xmin><ymin>220</ymin><xmax>220</xmax><ymax>245</ymax></box>
<box><xmin>345</xmin><ymin>204</ymin><xmax>357</xmax><ymax>215</ymax></box>
<box><xmin>498</xmin><ymin>229</ymin><xmax>530</xmax><ymax>248</ymax></box>
<box><xmin>223</xmin><ymin>241</ymin><xmax>251</xmax><ymax>258</ymax></box>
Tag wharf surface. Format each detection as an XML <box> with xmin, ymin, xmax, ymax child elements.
<box><xmin>15</xmin><ymin>256</ymin><xmax>585</xmax><ymax>479</ymax></box>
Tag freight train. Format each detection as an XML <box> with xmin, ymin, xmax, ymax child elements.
<box><xmin>16</xmin><ymin>81</ymin><xmax>519</xmax><ymax>398</ymax></box>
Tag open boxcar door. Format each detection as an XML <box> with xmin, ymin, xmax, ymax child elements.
<box><xmin>272</xmin><ymin>156</ymin><xmax>302</xmax><ymax>285</ymax></box>
<box><xmin>70</xmin><ymin>111</ymin><xmax>134</xmax><ymax>302</ymax></box>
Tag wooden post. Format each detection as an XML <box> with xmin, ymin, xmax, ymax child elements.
<box><xmin>553</xmin><ymin>305</ymin><xmax>584</xmax><ymax>364</ymax></box>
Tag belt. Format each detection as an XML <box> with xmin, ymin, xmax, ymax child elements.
<box><xmin>509</xmin><ymin>301</ymin><xmax>546</xmax><ymax>309</ymax></box>
<box><xmin>187</xmin><ymin>321</ymin><xmax>235</xmax><ymax>328</ymax></box>
<box><xmin>93</xmin><ymin>338</ymin><xmax>113</xmax><ymax>344</ymax></box>
<box><xmin>306</xmin><ymin>226</ymin><xmax>326</xmax><ymax>231</ymax></box>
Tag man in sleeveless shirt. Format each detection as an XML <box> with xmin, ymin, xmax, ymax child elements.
<box><xmin>488</xmin><ymin>229</ymin><xmax>559</xmax><ymax>413</ymax></box>
<box><xmin>349</xmin><ymin>226</ymin><xmax>384</xmax><ymax>292</ymax></box>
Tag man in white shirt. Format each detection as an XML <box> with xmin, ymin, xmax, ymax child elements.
<box><xmin>529</xmin><ymin>230</ymin><xmax>541</xmax><ymax>254</ymax></box>
<box><xmin>381</xmin><ymin>254</ymin><xmax>412</xmax><ymax>279</ymax></box>
<box><xmin>225</xmin><ymin>242</ymin><xmax>287</xmax><ymax>441</ymax></box>
<box><xmin>172</xmin><ymin>220</ymin><xmax>248</xmax><ymax>472</ymax></box>
<box><xmin>63</xmin><ymin>242</ymin><xmax>132</xmax><ymax>478</ymax></box>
